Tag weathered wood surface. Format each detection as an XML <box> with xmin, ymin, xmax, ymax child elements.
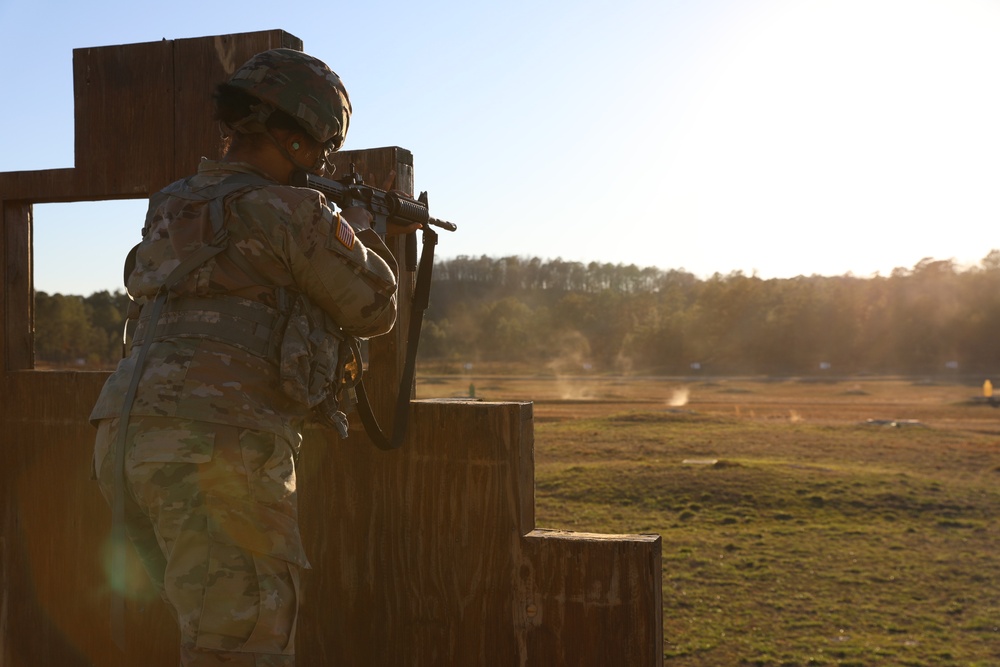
<box><xmin>1</xmin><ymin>371</ymin><xmax>176</xmax><ymax>666</ymax></box>
<box><xmin>2</xmin><ymin>202</ymin><xmax>32</xmax><ymax>370</ymax></box>
<box><xmin>298</xmin><ymin>399</ymin><xmax>535</xmax><ymax>665</ymax></box>
<box><xmin>520</xmin><ymin>529</ymin><xmax>663</xmax><ymax>666</ymax></box>
<box><xmin>297</xmin><ymin>399</ymin><xmax>662</xmax><ymax>666</ymax></box>
<box><xmin>0</xmin><ymin>30</ymin><xmax>664</xmax><ymax>667</ymax></box>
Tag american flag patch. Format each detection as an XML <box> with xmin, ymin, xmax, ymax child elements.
<box><xmin>335</xmin><ymin>214</ymin><xmax>356</xmax><ymax>250</ymax></box>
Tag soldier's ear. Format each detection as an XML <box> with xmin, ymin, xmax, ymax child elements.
<box><xmin>286</xmin><ymin>132</ymin><xmax>318</xmax><ymax>155</ymax></box>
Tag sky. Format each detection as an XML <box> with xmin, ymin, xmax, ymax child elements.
<box><xmin>2</xmin><ymin>0</ymin><xmax>1000</xmax><ymax>295</ymax></box>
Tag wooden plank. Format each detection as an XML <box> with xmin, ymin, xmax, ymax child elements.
<box><xmin>0</xmin><ymin>370</ymin><xmax>177</xmax><ymax>667</ymax></box>
<box><xmin>297</xmin><ymin>399</ymin><xmax>534</xmax><ymax>665</ymax></box>
<box><xmin>3</xmin><ymin>202</ymin><xmax>33</xmax><ymax>370</ymax></box>
<box><xmin>1</xmin><ymin>201</ymin><xmax>9</xmax><ymax>369</ymax></box>
<box><xmin>519</xmin><ymin>529</ymin><xmax>664</xmax><ymax>667</ymax></box>
<box><xmin>73</xmin><ymin>39</ymin><xmax>173</xmax><ymax>197</ymax></box>
<box><xmin>169</xmin><ymin>31</ymin><xmax>303</xmax><ymax>190</ymax></box>
<box><xmin>297</xmin><ymin>397</ymin><xmax>661</xmax><ymax>666</ymax></box>
<box><xmin>0</xmin><ymin>168</ymin><xmax>84</xmax><ymax>203</ymax></box>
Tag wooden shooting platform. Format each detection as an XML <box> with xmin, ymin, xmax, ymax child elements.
<box><xmin>0</xmin><ymin>30</ymin><xmax>663</xmax><ymax>666</ymax></box>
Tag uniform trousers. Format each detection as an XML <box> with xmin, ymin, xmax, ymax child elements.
<box><xmin>94</xmin><ymin>416</ymin><xmax>306</xmax><ymax>667</ymax></box>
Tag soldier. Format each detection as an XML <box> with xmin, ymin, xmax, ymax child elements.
<box><xmin>89</xmin><ymin>48</ymin><xmax>413</xmax><ymax>666</ymax></box>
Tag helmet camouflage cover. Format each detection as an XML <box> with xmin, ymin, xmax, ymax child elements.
<box><xmin>226</xmin><ymin>48</ymin><xmax>352</xmax><ymax>150</ymax></box>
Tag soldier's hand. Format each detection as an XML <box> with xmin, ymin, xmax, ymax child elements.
<box><xmin>341</xmin><ymin>207</ymin><xmax>420</xmax><ymax>237</ymax></box>
<box><xmin>385</xmin><ymin>220</ymin><xmax>422</xmax><ymax>237</ymax></box>
<box><xmin>340</xmin><ymin>206</ymin><xmax>374</xmax><ymax>230</ymax></box>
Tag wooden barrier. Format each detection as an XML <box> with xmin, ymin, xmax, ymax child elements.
<box><xmin>0</xmin><ymin>30</ymin><xmax>662</xmax><ymax>666</ymax></box>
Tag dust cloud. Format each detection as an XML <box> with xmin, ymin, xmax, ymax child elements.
<box><xmin>668</xmin><ymin>387</ymin><xmax>690</xmax><ymax>407</ymax></box>
<box><xmin>545</xmin><ymin>330</ymin><xmax>596</xmax><ymax>399</ymax></box>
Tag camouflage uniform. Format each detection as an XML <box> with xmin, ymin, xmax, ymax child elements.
<box><xmin>91</xmin><ymin>158</ymin><xmax>397</xmax><ymax>665</ymax></box>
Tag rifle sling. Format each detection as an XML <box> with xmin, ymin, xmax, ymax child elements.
<box><xmin>354</xmin><ymin>227</ymin><xmax>438</xmax><ymax>451</ymax></box>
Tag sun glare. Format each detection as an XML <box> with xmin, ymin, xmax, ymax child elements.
<box><xmin>661</xmin><ymin>0</ymin><xmax>1000</xmax><ymax>278</ymax></box>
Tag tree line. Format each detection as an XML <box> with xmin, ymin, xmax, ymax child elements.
<box><xmin>34</xmin><ymin>251</ymin><xmax>1000</xmax><ymax>375</ymax></box>
<box><xmin>34</xmin><ymin>290</ymin><xmax>130</xmax><ymax>367</ymax></box>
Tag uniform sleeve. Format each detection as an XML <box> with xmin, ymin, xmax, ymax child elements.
<box><xmin>282</xmin><ymin>193</ymin><xmax>399</xmax><ymax>338</ymax></box>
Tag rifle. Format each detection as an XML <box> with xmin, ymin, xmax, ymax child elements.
<box><xmin>291</xmin><ymin>165</ymin><xmax>456</xmax><ymax>450</ymax></box>
<box><xmin>289</xmin><ymin>165</ymin><xmax>456</xmax><ymax>271</ymax></box>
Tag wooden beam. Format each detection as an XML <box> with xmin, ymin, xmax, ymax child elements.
<box><xmin>296</xmin><ymin>399</ymin><xmax>662</xmax><ymax>666</ymax></box>
<box><xmin>297</xmin><ymin>399</ymin><xmax>537</xmax><ymax>665</ymax></box>
<box><xmin>519</xmin><ymin>529</ymin><xmax>664</xmax><ymax>666</ymax></box>
<box><xmin>2</xmin><ymin>201</ymin><xmax>33</xmax><ymax>370</ymax></box>
<box><xmin>73</xmin><ymin>39</ymin><xmax>174</xmax><ymax>197</ymax></box>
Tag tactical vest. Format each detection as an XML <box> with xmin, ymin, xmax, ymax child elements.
<box><xmin>123</xmin><ymin>173</ymin><xmax>356</xmax><ymax>421</ymax></box>
<box><xmin>130</xmin><ymin>295</ymin><xmax>284</xmax><ymax>359</ymax></box>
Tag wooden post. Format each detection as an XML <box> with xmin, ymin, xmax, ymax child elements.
<box><xmin>0</xmin><ymin>31</ymin><xmax>663</xmax><ymax>667</ymax></box>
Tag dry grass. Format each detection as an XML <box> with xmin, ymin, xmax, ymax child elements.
<box><xmin>416</xmin><ymin>373</ymin><xmax>1000</xmax><ymax>666</ymax></box>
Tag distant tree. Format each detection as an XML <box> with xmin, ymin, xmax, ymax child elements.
<box><xmin>980</xmin><ymin>249</ymin><xmax>1000</xmax><ymax>271</ymax></box>
<box><xmin>34</xmin><ymin>292</ymin><xmax>105</xmax><ymax>366</ymax></box>
<box><xmin>477</xmin><ymin>297</ymin><xmax>550</xmax><ymax>361</ymax></box>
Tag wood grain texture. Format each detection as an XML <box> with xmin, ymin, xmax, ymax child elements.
<box><xmin>73</xmin><ymin>39</ymin><xmax>173</xmax><ymax>198</ymax></box>
<box><xmin>297</xmin><ymin>399</ymin><xmax>535</xmax><ymax>666</ymax></box>
<box><xmin>1</xmin><ymin>371</ymin><xmax>176</xmax><ymax>667</ymax></box>
<box><xmin>519</xmin><ymin>529</ymin><xmax>663</xmax><ymax>666</ymax></box>
<box><xmin>2</xmin><ymin>202</ymin><xmax>32</xmax><ymax>371</ymax></box>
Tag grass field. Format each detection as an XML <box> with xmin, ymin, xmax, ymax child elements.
<box><xmin>416</xmin><ymin>373</ymin><xmax>1000</xmax><ymax>666</ymax></box>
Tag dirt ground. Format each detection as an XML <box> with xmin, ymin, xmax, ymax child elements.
<box><xmin>415</xmin><ymin>374</ymin><xmax>1000</xmax><ymax>432</ymax></box>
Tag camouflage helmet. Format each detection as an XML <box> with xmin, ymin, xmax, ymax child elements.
<box><xmin>226</xmin><ymin>48</ymin><xmax>352</xmax><ymax>150</ymax></box>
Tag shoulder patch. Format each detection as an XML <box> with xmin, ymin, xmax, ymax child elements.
<box><xmin>335</xmin><ymin>213</ymin><xmax>356</xmax><ymax>250</ymax></box>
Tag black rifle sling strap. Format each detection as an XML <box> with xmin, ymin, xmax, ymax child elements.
<box><xmin>354</xmin><ymin>227</ymin><xmax>438</xmax><ymax>450</ymax></box>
